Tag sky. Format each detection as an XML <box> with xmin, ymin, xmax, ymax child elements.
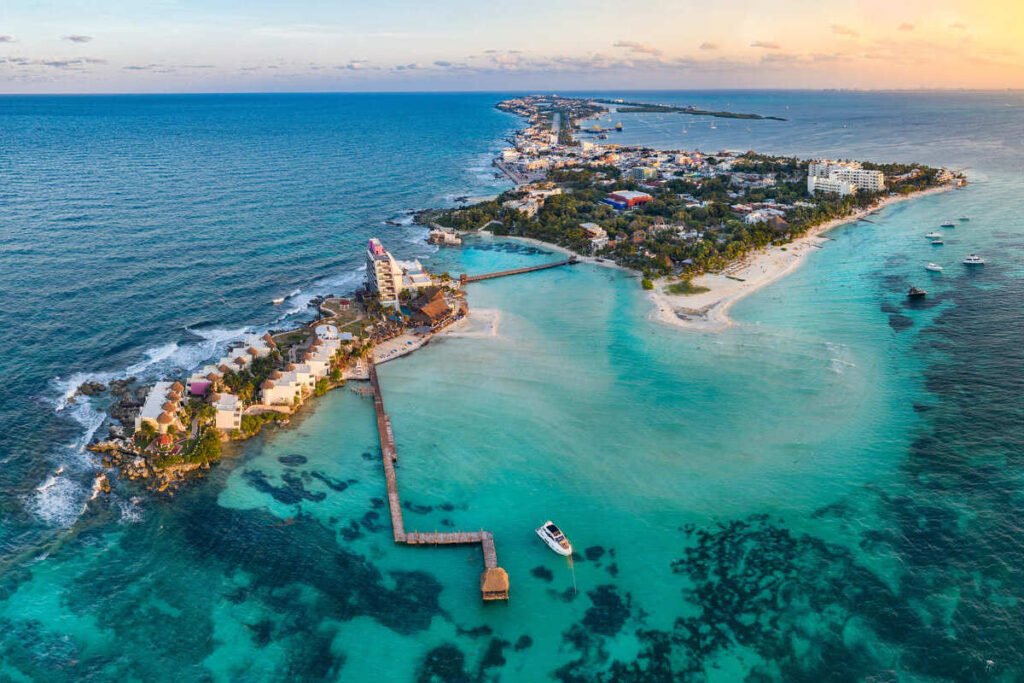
<box><xmin>0</xmin><ymin>0</ymin><xmax>1021</xmax><ymax>93</ymax></box>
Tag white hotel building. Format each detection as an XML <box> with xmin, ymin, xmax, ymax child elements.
<box><xmin>807</xmin><ymin>160</ymin><xmax>885</xmax><ymax>196</ymax></box>
<box><xmin>366</xmin><ymin>238</ymin><xmax>404</xmax><ymax>307</ymax></box>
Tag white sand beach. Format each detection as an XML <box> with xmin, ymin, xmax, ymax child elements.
<box><xmin>647</xmin><ymin>185</ymin><xmax>956</xmax><ymax>332</ymax></box>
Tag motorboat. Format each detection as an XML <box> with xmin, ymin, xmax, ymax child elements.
<box><xmin>536</xmin><ymin>520</ymin><xmax>573</xmax><ymax>556</ymax></box>
<box><xmin>931</xmin><ymin>239</ymin><xmax>944</xmax><ymax>245</ymax></box>
<box><xmin>271</xmin><ymin>297</ymin><xmax>285</xmax><ymax>305</ymax></box>
<box><xmin>925</xmin><ymin>231</ymin><xmax>943</xmax><ymax>239</ymax></box>
<box><xmin>907</xmin><ymin>286</ymin><xmax>927</xmax><ymax>299</ymax></box>
<box><xmin>941</xmin><ymin>220</ymin><xmax>956</xmax><ymax>228</ymax></box>
<box><xmin>925</xmin><ymin>263</ymin><xmax>943</xmax><ymax>272</ymax></box>
<box><xmin>963</xmin><ymin>254</ymin><xmax>985</xmax><ymax>266</ymax></box>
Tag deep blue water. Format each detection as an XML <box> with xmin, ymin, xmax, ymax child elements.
<box><xmin>0</xmin><ymin>91</ymin><xmax>1022</xmax><ymax>681</ymax></box>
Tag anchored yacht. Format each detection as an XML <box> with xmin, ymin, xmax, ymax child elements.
<box><xmin>963</xmin><ymin>254</ymin><xmax>985</xmax><ymax>266</ymax></box>
<box><xmin>925</xmin><ymin>263</ymin><xmax>943</xmax><ymax>272</ymax></box>
<box><xmin>925</xmin><ymin>231</ymin><xmax>943</xmax><ymax>239</ymax></box>
<box><xmin>536</xmin><ymin>521</ymin><xmax>573</xmax><ymax>556</ymax></box>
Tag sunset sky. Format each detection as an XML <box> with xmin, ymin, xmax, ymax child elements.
<box><xmin>0</xmin><ymin>0</ymin><xmax>1021</xmax><ymax>93</ymax></box>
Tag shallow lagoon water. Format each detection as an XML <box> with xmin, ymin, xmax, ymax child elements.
<box><xmin>1</xmin><ymin>92</ymin><xmax>1022</xmax><ymax>680</ymax></box>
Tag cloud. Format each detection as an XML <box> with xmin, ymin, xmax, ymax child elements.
<box><xmin>0</xmin><ymin>35</ymin><xmax>14</xmax><ymax>43</ymax></box>
<box><xmin>63</xmin><ymin>35</ymin><xmax>93</xmax><ymax>43</ymax></box>
<box><xmin>950</xmin><ymin>22</ymin><xmax>967</xmax><ymax>30</ymax></box>
<box><xmin>35</xmin><ymin>57</ymin><xmax>106</xmax><ymax>69</ymax></box>
<box><xmin>750</xmin><ymin>40</ymin><xmax>781</xmax><ymax>50</ymax></box>
<box><xmin>392</xmin><ymin>62</ymin><xmax>422</xmax><ymax>71</ymax></box>
<box><xmin>613</xmin><ymin>40</ymin><xmax>663</xmax><ymax>57</ymax></box>
<box><xmin>897</xmin><ymin>23</ymin><xmax>914</xmax><ymax>31</ymax></box>
<box><xmin>336</xmin><ymin>60</ymin><xmax>372</xmax><ymax>71</ymax></box>
<box><xmin>699</xmin><ymin>42</ymin><xmax>718</xmax><ymax>51</ymax></box>
<box><xmin>433</xmin><ymin>60</ymin><xmax>452</xmax><ymax>67</ymax></box>
<box><xmin>830</xmin><ymin>24</ymin><xmax>858</xmax><ymax>37</ymax></box>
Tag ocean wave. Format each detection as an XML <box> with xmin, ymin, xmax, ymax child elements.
<box><xmin>118</xmin><ymin>497</ymin><xmax>145</xmax><ymax>524</ymax></box>
<box><xmin>273</xmin><ymin>267</ymin><xmax>366</xmax><ymax>322</ymax></box>
<box><xmin>29</xmin><ymin>474</ymin><xmax>90</xmax><ymax>527</ymax></box>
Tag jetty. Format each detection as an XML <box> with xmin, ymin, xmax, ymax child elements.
<box><xmin>461</xmin><ymin>256</ymin><xmax>576</xmax><ymax>284</ymax></box>
<box><xmin>368</xmin><ymin>361</ymin><xmax>510</xmax><ymax>601</ymax></box>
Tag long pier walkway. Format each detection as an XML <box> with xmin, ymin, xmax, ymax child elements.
<box><xmin>368</xmin><ymin>362</ymin><xmax>509</xmax><ymax>600</ymax></box>
<box><xmin>461</xmin><ymin>256</ymin><xmax>576</xmax><ymax>284</ymax></box>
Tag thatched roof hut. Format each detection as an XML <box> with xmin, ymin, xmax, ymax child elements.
<box><xmin>480</xmin><ymin>568</ymin><xmax>510</xmax><ymax>601</ymax></box>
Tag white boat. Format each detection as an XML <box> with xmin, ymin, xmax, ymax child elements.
<box><xmin>941</xmin><ymin>220</ymin><xmax>956</xmax><ymax>228</ymax></box>
<box><xmin>271</xmin><ymin>297</ymin><xmax>285</xmax><ymax>305</ymax></box>
<box><xmin>963</xmin><ymin>254</ymin><xmax>985</xmax><ymax>265</ymax></box>
<box><xmin>931</xmin><ymin>239</ymin><xmax>944</xmax><ymax>245</ymax></box>
<box><xmin>925</xmin><ymin>231</ymin><xmax>942</xmax><ymax>238</ymax></box>
<box><xmin>925</xmin><ymin>263</ymin><xmax>943</xmax><ymax>272</ymax></box>
<box><xmin>535</xmin><ymin>520</ymin><xmax>572</xmax><ymax>556</ymax></box>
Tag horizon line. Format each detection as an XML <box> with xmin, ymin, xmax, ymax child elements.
<box><xmin>2</xmin><ymin>86</ymin><xmax>1023</xmax><ymax>97</ymax></box>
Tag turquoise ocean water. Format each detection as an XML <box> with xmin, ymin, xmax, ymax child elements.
<box><xmin>0</xmin><ymin>91</ymin><xmax>1022</xmax><ymax>681</ymax></box>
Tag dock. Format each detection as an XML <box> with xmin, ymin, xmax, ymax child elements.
<box><xmin>461</xmin><ymin>256</ymin><xmax>576</xmax><ymax>284</ymax></box>
<box><xmin>368</xmin><ymin>362</ymin><xmax>509</xmax><ymax>601</ymax></box>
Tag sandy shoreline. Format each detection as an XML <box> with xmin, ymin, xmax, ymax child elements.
<box><xmin>646</xmin><ymin>185</ymin><xmax>956</xmax><ymax>332</ymax></box>
<box><xmin>468</xmin><ymin>184</ymin><xmax>954</xmax><ymax>334</ymax></box>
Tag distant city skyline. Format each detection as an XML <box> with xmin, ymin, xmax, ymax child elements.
<box><xmin>0</xmin><ymin>0</ymin><xmax>1020</xmax><ymax>93</ymax></box>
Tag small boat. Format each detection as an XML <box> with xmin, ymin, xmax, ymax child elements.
<box><xmin>925</xmin><ymin>263</ymin><xmax>943</xmax><ymax>272</ymax></box>
<box><xmin>271</xmin><ymin>297</ymin><xmax>285</xmax><ymax>305</ymax></box>
<box><xmin>615</xmin><ymin>122</ymin><xmax>623</xmax><ymax>131</ymax></box>
<box><xmin>963</xmin><ymin>254</ymin><xmax>985</xmax><ymax>266</ymax></box>
<box><xmin>536</xmin><ymin>520</ymin><xmax>573</xmax><ymax>556</ymax></box>
<box><xmin>931</xmin><ymin>239</ymin><xmax>944</xmax><ymax>245</ymax></box>
<box><xmin>925</xmin><ymin>231</ymin><xmax>942</xmax><ymax>239</ymax></box>
<box><xmin>958</xmin><ymin>216</ymin><xmax>970</xmax><ymax>222</ymax></box>
<box><xmin>907</xmin><ymin>286</ymin><xmax>927</xmax><ymax>299</ymax></box>
<box><xmin>941</xmin><ymin>221</ymin><xmax>955</xmax><ymax>228</ymax></box>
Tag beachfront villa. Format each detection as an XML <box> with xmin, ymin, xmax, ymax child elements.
<box><xmin>398</xmin><ymin>259</ymin><xmax>433</xmax><ymax>292</ymax></box>
<box><xmin>260</xmin><ymin>370</ymin><xmax>304</xmax><ymax>407</ymax></box>
<box><xmin>260</xmin><ymin>323</ymin><xmax>348</xmax><ymax>408</ymax></box>
<box><xmin>808</xmin><ymin>160</ymin><xmax>885</xmax><ymax>195</ymax></box>
<box><xmin>580</xmin><ymin>222</ymin><xmax>608</xmax><ymax>251</ymax></box>
<box><xmin>366</xmin><ymin>238</ymin><xmax>404</xmax><ymax>307</ymax></box>
<box><xmin>135</xmin><ymin>380</ymin><xmax>184</xmax><ymax>434</ymax></box>
<box><xmin>188</xmin><ymin>333</ymin><xmax>276</xmax><ymax>396</ymax></box>
<box><xmin>428</xmin><ymin>228</ymin><xmax>462</xmax><ymax>246</ymax></box>
<box><xmin>211</xmin><ymin>391</ymin><xmax>242</xmax><ymax>432</ymax></box>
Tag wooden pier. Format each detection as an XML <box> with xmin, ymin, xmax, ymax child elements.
<box><xmin>461</xmin><ymin>256</ymin><xmax>576</xmax><ymax>284</ymax></box>
<box><xmin>368</xmin><ymin>362</ymin><xmax>509</xmax><ymax>600</ymax></box>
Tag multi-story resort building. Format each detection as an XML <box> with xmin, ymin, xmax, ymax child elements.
<box><xmin>808</xmin><ymin>160</ymin><xmax>885</xmax><ymax>196</ymax></box>
<box><xmin>366</xmin><ymin>238</ymin><xmax>404</xmax><ymax>307</ymax></box>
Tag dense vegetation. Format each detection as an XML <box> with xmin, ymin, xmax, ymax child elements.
<box><xmin>430</xmin><ymin>153</ymin><xmax>948</xmax><ymax>282</ymax></box>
